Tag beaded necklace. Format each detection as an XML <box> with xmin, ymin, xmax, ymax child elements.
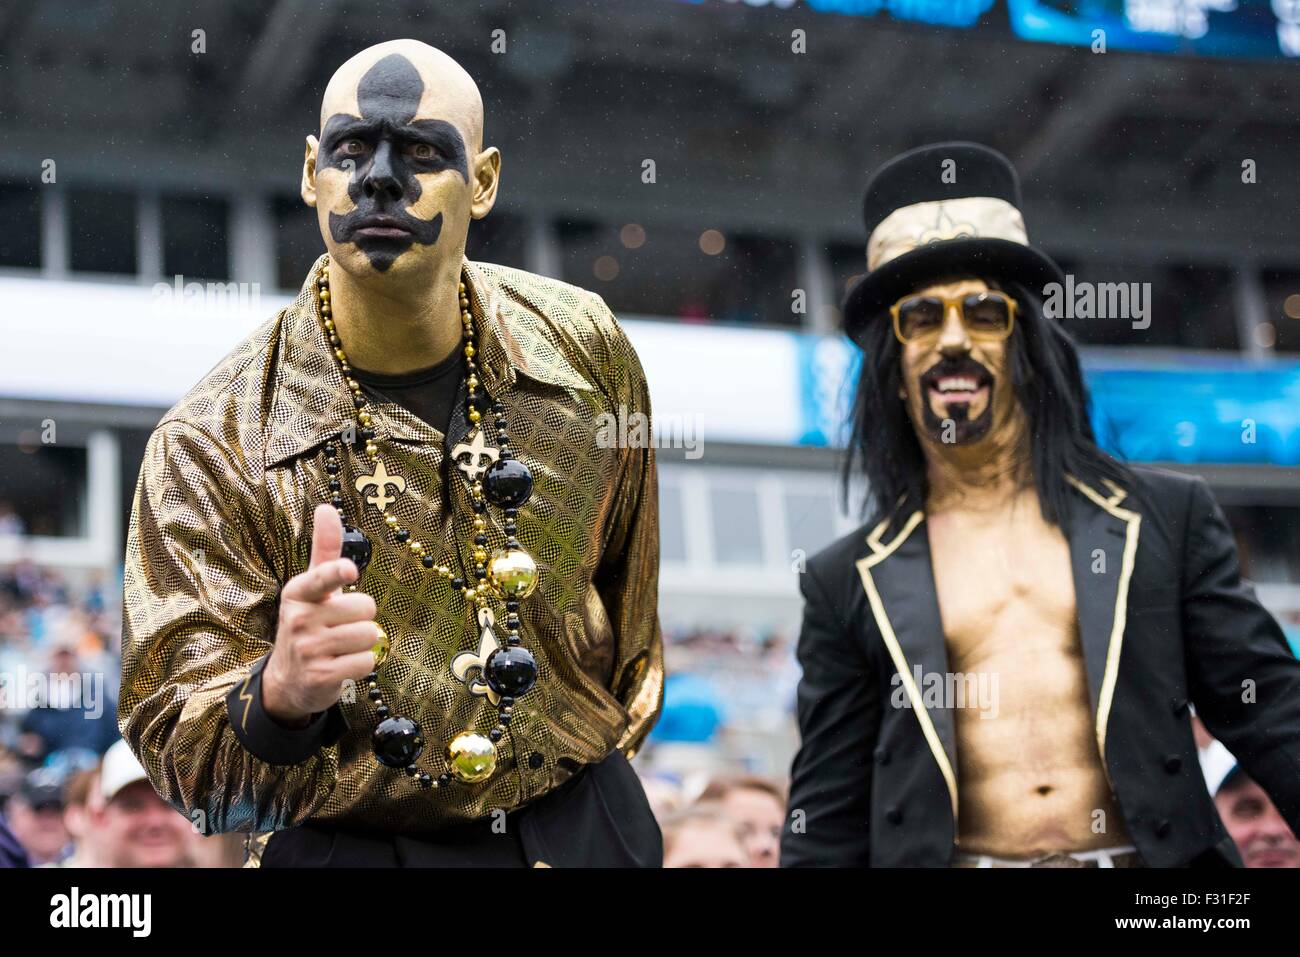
<box><xmin>314</xmin><ymin>256</ymin><xmax>540</xmax><ymax>788</ymax></box>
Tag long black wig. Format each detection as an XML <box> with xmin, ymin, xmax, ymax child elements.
<box><xmin>841</xmin><ymin>279</ymin><xmax>1132</xmax><ymax>527</ymax></box>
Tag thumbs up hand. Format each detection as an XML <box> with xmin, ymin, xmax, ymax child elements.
<box><xmin>262</xmin><ymin>504</ymin><xmax>379</xmax><ymax>727</ymax></box>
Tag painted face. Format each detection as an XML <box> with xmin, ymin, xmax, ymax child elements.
<box><xmin>898</xmin><ymin>278</ymin><xmax>1015</xmax><ymax>448</ymax></box>
<box><xmin>312</xmin><ymin>53</ymin><xmax>472</xmax><ymax>275</ymax></box>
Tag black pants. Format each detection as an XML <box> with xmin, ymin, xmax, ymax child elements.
<box><xmin>261</xmin><ymin>750</ymin><xmax>662</xmax><ymax>867</ymax></box>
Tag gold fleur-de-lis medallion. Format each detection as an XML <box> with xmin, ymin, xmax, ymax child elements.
<box><xmin>449</xmin><ymin>607</ymin><xmax>502</xmax><ymax>705</ymax></box>
<box><xmin>451</xmin><ymin>430</ymin><xmax>499</xmax><ymax>482</ymax></box>
<box><xmin>355</xmin><ymin>460</ymin><xmax>406</xmax><ymax>512</ymax></box>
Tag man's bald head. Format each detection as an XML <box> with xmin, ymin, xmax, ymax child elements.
<box><xmin>320</xmin><ymin>39</ymin><xmax>484</xmax><ymax>153</ymax></box>
<box><xmin>302</xmin><ymin>39</ymin><xmax>499</xmax><ymax>281</ymax></box>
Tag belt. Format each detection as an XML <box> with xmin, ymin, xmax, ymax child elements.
<box><xmin>952</xmin><ymin>845</ymin><xmax>1144</xmax><ymax>868</ymax></box>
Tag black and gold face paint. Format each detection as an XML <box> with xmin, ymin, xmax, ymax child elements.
<box><xmin>319</xmin><ymin>53</ymin><xmax>469</xmax><ymax>272</ymax></box>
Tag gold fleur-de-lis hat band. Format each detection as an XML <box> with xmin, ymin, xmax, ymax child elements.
<box><xmin>843</xmin><ymin>141</ymin><xmax>1066</xmax><ymax>346</ymax></box>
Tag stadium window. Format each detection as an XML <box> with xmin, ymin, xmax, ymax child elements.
<box><xmin>466</xmin><ymin>211</ymin><xmax>527</xmax><ymax>269</ymax></box>
<box><xmin>162</xmin><ymin>195</ymin><xmax>230</xmax><ymax>280</ymax></box>
<box><xmin>708</xmin><ymin>483</ymin><xmax>764</xmax><ymax>565</ymax></box>
<box><xmin>0</xmin><ymin>442</ymin><xmax>88</xmax><ymax>538</ymax></box>
<box><xmin>274</xmin><ymin>195</ymin><xmax>325</xmax><ymax>291</ymax></box>
<box><xmin>67</xmin><ymin>187</ymin><xmax>137</xmax><ymax>275</ymax></box>
<box><xmin>783</xmin><ymin>488</ymin><xmax>838</xmax><ymax>560</ymax></box>
<box><xmin>659</xmin><ymin>479</ymin><xmax>688</xmax><ymax>564</ymax></box>
<box><xmin>557</xmin><ymin>219</ymin><xmax>799</xmax><ymax>328</ymax></box>
<box><xmin>0</xmin><ymin>180</ymin><xmax>41</xmax><ymax>269</ymax></box>
<box><xmin>1262</xmin><ymin>267</ymin><xmax>1300</xmax><ymax>354</ymax></box>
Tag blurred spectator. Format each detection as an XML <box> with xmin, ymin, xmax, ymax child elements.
<box><xmin>55</xmin><ymin>767</ymin><xmax>101</xmax><ymax>867</ymax></box>
<box><xmin>1206</xmin><ymin>748</ymin><xmax>1300</xmax><ymax>869</ymax></box>
<box><xmin>5</xmin><ymin>769</ymin><xmax>69</xmax><ymax>865</ymax></box>
<box><xmin>661</xmin><ymin>803</ymin><xmax>748</xmax><ymax>868</ymax></box>
<box><xmin>17</xmin><ymin>639</ymin><xmax>119</xmax><ymax>763</ymax></box>
<box><xmin>699</xmin><ymin>775</ymin><xmax>785</xmax><ymax>868</ymax></box>
<box><xmin>88</xmin><ymin>740</ymin><xmax>193</xmax><ymax>868</ymax></box>
<box><xmin>0</xmin><ymin>502</ymin><xmax>23</xmax><ymax>537</ymax></box>
<box><xmin>0</xmin><ymin>813</ymin><xmax>28</xmax><ymax>867</ymax></box>
<box><xmin>638</xmin><ymin>773</ymin><xmax>684</xmax><ymax>822</ymax></box>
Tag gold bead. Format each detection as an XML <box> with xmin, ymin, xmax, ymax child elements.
<box><xmin>319</xmin><ymin>288</ymin><xmax>330</xmax><ymax>301</ymax></box>
<box><xmin>447</xmin><ymin>732</ymin><xmax>496</xmax><ymax>783</ymax></box>
<box><xmin>385</xmin><ymin>514</ymin><xmax>399</xmax><ymax>528</ymax></box>
<box><xmin>371</xmin><ymin>626</ymin><xmax>390</xmax><ymax>667</ymax></box>
<box><xmin>487</xmin><ymin>548</ymin><xmax>539</xmax><ymax>599</ymax></box>
<box><xmin>409</xmin><ymin>541</ymin><xmax>423</xmax><ymax>553</ymax></box>
<box><xmin>464</xmin><ymin>344</ymin><xmax>475</xmax><ymax>358</ymax></box>
<box><xmin>473</xmin><ymin>548</ymin><xmax>487</xmax><ymax>563</ymax></box>
<box><xmin>457</xmin><ymin>282</ymin><xmax>466</xmax><ymax>294</ymax></box>
<box><xmin>466</xmin><ymin>375</ymin><xmax>478</xmax><ymax>390</ymax></box>
<box><xmin>335</xmin><ymin>349</ymin><xmax>347</xmax><ymax>362</ymax></box>
<box><xmin>468</xmin><ymin>409</ymin><xmax>481</xmax><ymax>424</ymax></box>
<box><xmin>347</xmin><ymin>378</ymin><xmax>359</xmax><ymax>391</ymax></box>
<box><xmin>365</xmin><ymin>442</ymin><xmax>378</xmax><ymax>457</ymax></box>
<box><xmin>358</xmin><ymin>411</ymin><xmax>372</xmax><ymax>426</ymax></box>
<box><xmin>474</xmin><ymin>517</ymin><xmax>486</xmax><ymax>530</ymax></box>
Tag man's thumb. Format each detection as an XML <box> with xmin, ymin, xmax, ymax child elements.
<box><xmin>308</xmin><ymin>502</ymin><xmax>344</xmax><ymax>568</ymax></box>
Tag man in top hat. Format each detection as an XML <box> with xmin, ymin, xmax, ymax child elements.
<box><xmin>780</xmin><ymin>142</ymin><xmax>1300</xmax><ymax>867</ymax></box>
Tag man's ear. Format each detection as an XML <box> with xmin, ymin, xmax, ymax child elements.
<box><xmin>469</xmin><ymin>147</ymin><xmax>501</xmax><ymax>220</ymax></box>
<box><xmin>301</xmin><ymin>135</ymin><xmax>319</xmax><ymax>208</ymax></box>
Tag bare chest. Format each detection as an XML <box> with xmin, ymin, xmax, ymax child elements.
<box><xmin>927</xmin><ymin>509</ymin><xmax>1078</xmax><ymax>666</ymax></box>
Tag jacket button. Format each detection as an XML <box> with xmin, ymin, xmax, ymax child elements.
<box><xmin>1155</xmin><ymin>819</ymin><xmax>1171</xmax><ymax>838</ymax></box>
<box><xmin>1164</xmin><ymin>755</ymin><xmax>1182</xmax><ymax>774</ymax></box>
<box><xmin>873</xmin><ymin>746</ymin><xmax>890</xmax><ymax>766</ymax></box>
<box><xmin>885</xmin><ymin>806</ymin><xmax>903</xmax><ymax>826</ymax></box>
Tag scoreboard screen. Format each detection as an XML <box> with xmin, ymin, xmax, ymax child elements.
<box><xmin>673</xmin><ymin>0</ymin><xmax>1300</xmax><ymax>60</ymax></box>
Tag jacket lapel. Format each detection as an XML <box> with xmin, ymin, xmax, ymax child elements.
<box><xmin>855</xmin><ymin>510</ymin><xmax>960</xmax><ymax>821</ymax></box>
<box><xmin>1063</xmin><ymin>477</ymin><xmax>1142</xmax><ymax>767</ymax></box>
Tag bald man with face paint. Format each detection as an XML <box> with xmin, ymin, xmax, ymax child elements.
<box><xmin>119</xmin><ymin>40</ymin><xmax>664</xmax><ymax>868</ymax></box>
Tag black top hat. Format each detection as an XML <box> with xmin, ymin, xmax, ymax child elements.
<box><xmin>842</xmin><ymin>141</ymin><xmax>1065</xmax><ymax>345</ymax></box>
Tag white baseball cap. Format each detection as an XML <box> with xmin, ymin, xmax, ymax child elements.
<box><xmin>99</xmin><ymin>740</ymin><xmax>150</xmax><ymax>802</ymax></box>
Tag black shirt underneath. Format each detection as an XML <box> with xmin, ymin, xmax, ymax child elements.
<box><xmin>351</xmin><ymin>345</ymin><xmax>466</xmax><ymax>437</ymax></box>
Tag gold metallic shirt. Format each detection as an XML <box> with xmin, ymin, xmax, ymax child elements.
<box><xmin>120</xmin><ymin>256</ymin><xmax>663</xmax><ymax>835</ymax></box>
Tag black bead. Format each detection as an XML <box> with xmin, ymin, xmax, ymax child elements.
<box><xmin>451</xmin><ymin>577</ymin><xmax>464</xmax><ymax>590</ymax></box>
<box><xmin>495</xmin><ymin>418</ymin><xmax>507</xmax><ymax>429</ymax></box>
<box><xmin>485</xmin><ymin>647</ymin><xmax>537</xmax><ymax>698</ymax></box>
<box><xmin>395</xmin><ymin>529</ymin><xmax>410</xmax><ymax>543</ymax></box>
<box><xmin>504</xmin><ymin>508</ymin><xmax>519</xmax><ymax>519</ymax></box>
<box><xmin>438</xmin><ymin>773</ymin><xmax>453</xmax><ymax>785</ymax></box>
<box><xmin>340</xmin><ymin>526</ymin><xmax>372</xmax><ymax>576</ymax></box>
<box><xmin>422</xmin><ymin>555</ymin><xmax>435</xmax><ymax>568</ymax></box>
<box><xmin>368</xmin><ymin>688</ymin><xmax>382</xmax><ymax>701</ymax></box>
<box><xmin>405</xmin><ymin>765</ymin><xmax>419</xmax><ymax>777</ymax></box>
<box><xmin>489</xmin><ymin>728</ymin><xmax>502</xmax><ymax>742</ymax></box>
<box><xmin>506</xmin><ymin>600</ymin><xmax>520</xmax><ymax>612</ymax></box>
<box><xmin>474</xmin><ymin>569</ymin><xmax>486</xmax><ymax>580</ymax></box>
<box><xmin>361</xmin><ymin>427</ymin><xmax>376</xmax><ymax>441</ymax></box>
<box><xmin>483</xmin><ymin>458</ymin><xmax>533</xmax><ymax>509</ymax></box>
<box><xmin>328</xmin><ymin>479</ymin><xmax>341</xmax><ymax>491</ymax></box>
<box><xmin>353</xmin><ymin>395</ymin><xmax>366</xmax><ymax>408</ymax></box>
<box><xmin>499</xmin><ymin>696</ymin><xmax>514</xmax><ymax>708</ymax></box>
<box><xmin>474</xmin><ymin>534</ymin><xmax>487</xmax><ymax>545</ymax></box>
<box><xmin>331</xmin><ymin>495</ymin><xmax>343</xmax><ymax>508</ymax></box>
<box><xmin>372</xmin><ymin>716</ymin><xmax>424</xmax><ymax>769</ymax></box>
<box><xmin>375</xmin><ymin>705</ymin><xmax>389</xmax><ymax>719</ymax></box>
<box><xmin>326</xmin><ymin>461</ymin><xmax>340</xmax><ymax>474</ymax></box>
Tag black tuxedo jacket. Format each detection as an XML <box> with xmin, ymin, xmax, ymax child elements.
<box><xmin>780</xmin><ymin>466</ymin><xmax>1300</xmax><ymax>867</ymax></box>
